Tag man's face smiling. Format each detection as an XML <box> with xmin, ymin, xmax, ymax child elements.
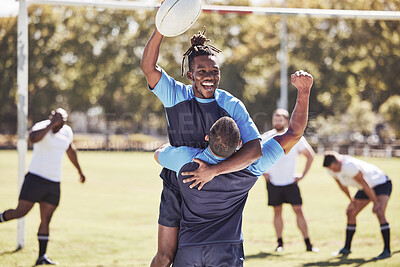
<box><xmin>188</xmin><ymin>55</ymin><xmax>220</xmax><ymax>99</ymax></box>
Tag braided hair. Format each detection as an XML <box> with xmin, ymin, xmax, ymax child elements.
<box><xmin>181</xmin><ymin>27</ymin><xmax>222</xmax><ymax>77</ymax></box>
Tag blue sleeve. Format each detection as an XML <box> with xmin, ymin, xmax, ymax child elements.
<box><xmin>247</xmin><ymin>138</ymin><xmax>285</xmax><ymax>176</ymax></box>
<box><xmin>216</xmin><ymin>90</ymin><xmax>260</xmax><ymax>144</ymax></box>
<box><xmin>158</xmin><ymin>146</ymin><xmax>202</xmax><ymax>173</ymax></box>
<box><xmin>149</xmin><ymin>69</ymin><xmax>193</xmax><ymax>108</ymax></box>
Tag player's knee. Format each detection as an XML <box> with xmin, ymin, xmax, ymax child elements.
<box><xmin>274</xmin><ymin>206</ymin><xmax>283</xmax><ymax>214</ymax></box>
<box><xmin>292</xmin><ymin>205</ymin><xmax>303</xmax><ymax>215</ymax></box>
<box><xmin>15</xmin><ymin>208</ymin><xmax>29</xmax><ymax>218</ymax></box>
<box><xmin>346</xmin><ymin>210</ymin><xmax>357</xmax><ymax>219</ymax></box>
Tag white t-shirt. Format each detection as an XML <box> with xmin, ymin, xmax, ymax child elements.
<box><xmin>28</xmin><ymin>120</ymin><xmax>73</xmax><ymax>182</ymax></box>
<box><xmin>261</xmin><ymin>129</ymin><xmax>308</xmax><ymax>186</ymax></box>
<box><xmin>327</xmin><ymin>155</ymin><xmax>387</xmax><ymax>190</ymax></box>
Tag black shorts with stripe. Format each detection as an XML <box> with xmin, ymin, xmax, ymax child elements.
<box><xmin>267</xmin><ymin>181</ymin><xmax>302</xmax><ymax>206</ymax></box>
<box><xmin>355</xmin><ymin>179</ymin><xmax>392</xmax><ymax>200</ymax></box>
<box><xmin>19</xmin><ymin>172</ymin><xmax>61</xmax><ymax>206</ymax></box>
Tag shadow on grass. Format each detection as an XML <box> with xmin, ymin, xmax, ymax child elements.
<box><xmin>246</xmin><ymin>251</ymin><xmax>284</xmax><ymax>260</ymax></box>
<box><xmin>302</xmin><ymin>250</ymin><xmax>400</xmax><ymax>267</ymax></box>
<box><xmin>0</xmin><ymin>245</ymin><xmax>23</xmax><ymax>256</ymax></box>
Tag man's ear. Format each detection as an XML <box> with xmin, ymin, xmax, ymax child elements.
<box><xmin>187</xmin><ymin>71</ymin><xmax>193</xmax><ymax>81</ymax></box>
<box><xmin>205</xmin><ymin>135</ymin><xmax>209</xmax><ymax>142</ymax></box>
<box><xmin>238</xmin><ymin>140</ymin><xmax>242</xmax><ymax>147</ymax></box>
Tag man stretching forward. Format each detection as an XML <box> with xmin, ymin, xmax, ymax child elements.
<box><xmin>154</xmin><ymin>70</ymin><xmax>313</xmax><ymax>266</ymax></box>
<box><xmin>323</xmin><ymin>151</ymin><xmax>392</xmax><ymax>260</ymax></box>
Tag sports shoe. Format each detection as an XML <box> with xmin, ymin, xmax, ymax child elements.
<box><xmin>35</xmin><ymin>254</ymin><xmax>58</xmax><ymax>265</ymax></box>
<box><xmin>275</xmin><ymin>245</ymin><xmax>283</xmax><ymax>252</ymax></box>
<box><xmin>332</xmin><ymin>247</ymin><xmax>351</xmax><ymax>256</ymax></box>
<box><xmin>374</xmin><ymin>249</ymin><xmax>391</xmax><ymax>260</ymax></box>
<box><xmin>307</xmin><ymin>245</ymin><xmax>320</xmax><ymax>253</ymax></box>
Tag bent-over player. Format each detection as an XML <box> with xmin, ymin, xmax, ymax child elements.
<box><xmin>323</xmin><ymin>151</ymin><xmax>392</xmax><ymax>260</ymax></box>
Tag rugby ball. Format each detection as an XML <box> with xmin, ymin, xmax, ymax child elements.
<box><xmin>156</xmin><ymin>0</ymin><xmax>202</xmax><ymax>37</ymax></box>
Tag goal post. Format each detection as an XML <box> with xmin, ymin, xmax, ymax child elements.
<box><xmin>17</xmin><ymin>0</ymin><xmax>29</xmax><ymax>250</ymax></box>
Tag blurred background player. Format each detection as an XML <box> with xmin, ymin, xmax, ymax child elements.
<box><xmin>154</xmin><ymin>70</ymin><xmax>313</xmax><ymax>266</ymax></box>
<box><xmin>261</xmin><ymin>109</ymin><xmax>318</xmax><ymax>253</ymax></box>
<box><xmin>0</xmin><ymin>108</ymin><xmax>86</xmax><ymax>266</ymax></box>
<box><xmin>141</xmin><ymin>26</ymin><xmax>262</xmax><ymax>266</ymax></box>
<box><xmin>323</xmin><ymin>151</ymin><xmax>392</xmax><ymax>260</ymax></box>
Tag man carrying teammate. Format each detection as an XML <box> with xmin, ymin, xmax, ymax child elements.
<box><xmin>154</xmin><ymin>70</ymin><xmax>313</xmax><ymax>266</ymax></box>
<box><xmin>0</xmin><ymin>108</ymin><xmax>86</xmax><ymax>265</ymax></box>
<box><xmin>261</xmin><ymin>109</ymin><xmax>318</xmax><ymax>252</ymax></box>
<box><xmin>141</xmin><ymin>27</ymin><xmax>262</xmax><ymax>266</ymax></box>
<box><xmin>323</xmin><ymin>151</ymin><xmax>392</xmax><ymax>260</ymax></box>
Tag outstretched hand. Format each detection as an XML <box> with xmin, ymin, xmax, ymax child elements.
<box><xmin>181</xmin><ymin>158</ymin><xmax>218</xmax><ymax>190</ymax></box>
<box><xmin>291</xmin><ymin>70</ymin><xmax>313</xmax><ymax>91</ymax></box>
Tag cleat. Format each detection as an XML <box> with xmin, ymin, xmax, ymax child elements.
<box><xmin>35</xmin><ymin>254</ymin><xmax>58</xmax><ymax>265</ymax></box>
<box><xmin>275</xmin><ymin>245</ymin><xmax>283</xmax><ymax>252</ymax></box>
<box><xmin>307</xmin><ymin>246</ymin><xmax>319</xmax><ymax>253</ymax></box>
<box><xmin>374</xmin><ymin>249</ymin><xmax>391</xmax><ymax>260</ymax></box>
<box><xmin>332</xmin><ymin>247</ymin><xmax>351</xmax><ymax>256</ymax></box>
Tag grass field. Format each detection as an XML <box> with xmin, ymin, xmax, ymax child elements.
<box><xmin>0</xmin><ymin>150</ymin><xmax>399</xmax><ymax>267</ymax></box>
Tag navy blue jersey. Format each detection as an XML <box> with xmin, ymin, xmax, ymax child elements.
<box><xmin>158</xmin><ymin>138</ymin><xmax>285</xmax><ymax>247</ymax></box>
<box><xmin>150</xmin><ymin>69</ymin><xmax>260</xmax><ymax>187</ymax></box>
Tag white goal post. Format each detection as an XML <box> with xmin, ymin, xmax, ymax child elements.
<box><xmin>16</xmin><ymin>0</ymin><xmax>400</xmax><ymax>249</ymax></box>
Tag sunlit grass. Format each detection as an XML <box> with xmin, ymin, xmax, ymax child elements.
<box><xmin>0</xmin><ymin>151</ymin><xmax>399</xmax><ymax>266</ymax></box>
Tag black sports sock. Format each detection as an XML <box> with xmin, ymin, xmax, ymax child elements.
<box><xmin>305</xmin><ymin>238</ymin><xmax>312</xmax><ymax>249</ymax></box>
<box><xmin>380</xmin><ymin>223</ymin><xmax>390</xmax><ymax>252</ymax></box>
<box><xmin>344</xmin><ymin>224</ymin><xmax>356</xmax><ymax>250</ymax></box>
<box><xmin>38</xmin><ymin>234</ymin><xmax>49</xmax><ymax>257</ymax></box>
<box><xmin>277</xmin><ymin>238</ymin><xmax>283</xmax><ymax>247</ymax></box>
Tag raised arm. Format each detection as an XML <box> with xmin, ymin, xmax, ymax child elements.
<box><xmin>29</xmin><ymin>112</ymin><xmax>63</xmax><ymax>143</ymax></box>
<box><xmin>141</xmin><ymin>29</ymin><xmax>163</xmax><ymax>89</ymax></box>
<box><xmin>66</xmin><ymin>143</ymin><xmax>85</xmax><ymax>183</ymax></box>
<box><xmin>274</xmin><ymin>70</ymin><xmax>313</xmax><ymax>154</ymax></box>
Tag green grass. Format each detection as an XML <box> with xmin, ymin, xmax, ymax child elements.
<box><xmin>0</xmin><ymin>151</ymin><xmax>399</xmax><ymax>266</ymax></box>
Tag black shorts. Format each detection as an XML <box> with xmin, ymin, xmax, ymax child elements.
<box><xmin>355</xmin><ymin>179</ymin><xmax>392</xmax><ymax>200</ymax></box>
<box><xmin>158</xmin><ymin>180</ymin><xmax>182</xmax><ymax>227</ymax></box>
<box><xmin>19</xmin><ymin>172</ymin><xmax>61</xmax><ymax>206</ymax></box>
<box><xmin>173</xmin><ymin>243</ymin><xmax>244</xmax><ymax>267</ymax></box>
<box><xmin>267</xmin><ymin>182</ymin><xmax>302</xmax><ymax>206</ymax></box>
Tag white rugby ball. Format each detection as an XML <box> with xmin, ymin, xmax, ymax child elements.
<box><xmin>156</xmin><ymin>0</ymin><xmax>202</xmax><ymax>37</ymax></box>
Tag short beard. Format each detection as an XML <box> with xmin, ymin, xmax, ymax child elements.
<box><xmin>274</xmin><ymin>126</ymin><xmax>286</xmax><ymax>132</ymax></box>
